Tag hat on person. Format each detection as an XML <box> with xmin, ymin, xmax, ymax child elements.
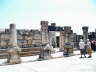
<box><xmin>80</xmin><ymin>39</ymin><xmax>83</xmax><ymax>42</ymax></box>
<box><xmin>87</xmin><ymin>39</ymin><xmax>89</xmax><ymax>41</ymax></box>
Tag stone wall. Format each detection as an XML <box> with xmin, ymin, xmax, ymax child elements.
<box><xmin>0</xmin><ymin>22</ymin><xmax>84</xmax><ymax>50</ymax></box>
<box><xmin>0</xmin><ymin>29</ymin><xmax>42</xmax><ymax>49</ymax></box>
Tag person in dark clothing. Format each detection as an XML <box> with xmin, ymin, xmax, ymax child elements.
<box><xmin>91</xmin><ymin>40</ymin><xmax>95</xmax><ymax>51</ymax></box>
<box><xmin>94</xmin><ymin>41</ymin><xmax>96</xmax><ymax>51</ymax></box>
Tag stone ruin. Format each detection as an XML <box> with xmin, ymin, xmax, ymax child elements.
<box><xmin>49</xmin><ymin>23</ymin><xmax>57</xmax><ymax>48</ymax></box>
<box><xmin>82</xmin><ymin>26</ymin><xmax>88</xmax><ymax>43</ymax></box>
<box><xmin>0</xmin><ymin>21</ymin><xmax>81</xmax><ymax>50</ymax></box>
<box><xmin>63</xmin><ymin>26</ymin><xmax>73</xmax><ymax>57</ymax></box>
<box><xmin>0</xmin><ymin>21</ymin><xmax>90</xmax><ymax>65</ymax></box>
<box><xmin>6</xmin><ymin>24</ymin><xmax>21</xmax><ymax>64</ymax></box>
<box><xmin>38</xmin><ymin>21</ymin><xmax>53</xmax><ymax>60</ymax></box>
<box><xmin>38</xmin><ymin>21</ymin><xmax>74</xmax><ymax>58</ymax></box>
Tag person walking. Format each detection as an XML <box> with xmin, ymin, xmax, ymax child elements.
<box><xmin>79</xmin><ymin>39</ymin><xmax>86</xmax><ymax>58</ymax></box>
<box><xmin>85</xmin><ymin>39</ymin><xmax>92</xmax><ymax>58</ymax></box>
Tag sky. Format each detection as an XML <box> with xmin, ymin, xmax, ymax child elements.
<box><xmin>0</xmin><ymin>0</ymin><xmax>96</xmax><ymax>34</ymax></box>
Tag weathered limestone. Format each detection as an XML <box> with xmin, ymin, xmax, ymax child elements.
<box><xmin>49</xmin><ymin>23</ymin><xmax>57</xmax><ymax>48</ymax></box>
<box><xmin>38</xmin><ymin>43</ymin><xmax>52</xmax><ymax>60</ymax></box>
<box><xmin>82</xmin><ymin>26</ymin><xmax>88</xmax><ymax>42</ymax></box>
<box><xmin>72</xmin><ymin>33</ymin><xmax>77</xmax><ymax>48</ymax></box>
<box><xmin>6</xmin><ymin>24</ymin><xmax>21</xmax><ymax>64</ymax></box>
<box><xmin>41</xmin><ymin>21</ymin><xmax>49</xmax><ymax>44</ymax></box>
<box><xmin>59</xmin><ymin>31</ymin><xmax>65</xmax><ymax>51</ymax></box>
<box><xmin>38</xmin><ymin>21</ymin><xmax>52</xmax><ymax>60</ymax></box>
<box><xmin>32</xmin><ymin>30</ymin><xmax>42</xmax><ymax>47</ymax></box>
<box><xmin>63</xmin><ymin>26</ymin><xmax>73</xmax><ymax>57</ymax></box>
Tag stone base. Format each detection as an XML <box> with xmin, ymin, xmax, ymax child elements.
<box><xmin>38</xmin><ymin>43</ymin><xmax>53</xmax><ymax>61</ymax></box>
<box><xmin>59</xmin><ymin>48</ymin><xmax>64</xmax><ymax>52</ymax></box>
<box><xmin>38</xmin><ymin>49</ymin><xmax>52</xmax><ymax>61</ymax></box>
<box><xmin>63</xmin><ymin>48</ymin><xmax>73</xmax><ymax>57</ymax></box>
<box><xmin>63</xmin><ymin>42</ymin><xmax>73</xmax><ymax>57</ymax></box>
<box><xmin>6</xmin><ymin>48</ymin><xmax>21</xmax><ymax>64</ymax></box>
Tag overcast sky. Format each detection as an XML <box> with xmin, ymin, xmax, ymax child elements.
<box><xmin>0</xmin><ymin>0</ymin><xmax>96</xmax><ymax>34</ymax></box>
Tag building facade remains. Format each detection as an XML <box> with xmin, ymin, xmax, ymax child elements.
<box><xmin>0</xmin><ymin>21</ymin><xmax>94</xmax><ymax>50</ymax></box>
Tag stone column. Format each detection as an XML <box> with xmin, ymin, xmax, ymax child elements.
<box><xmin>6</xmin><ymin>24</ymin><xmax>21</xmax><ymax>64</ymax></box>
<box><xmin>10</xmin><ymin>24</ymin><xmax>17</xmax><ymax>47</ymax></box>
<box><xmin>41</xmin><ymin>21</ymin><xmax>49</xmax><ymax>44</ymax></box>
<box><xmin>63</xmin><ymin>26</ymin><xmax>73</xmax><ymax>57</ymax></box>
<box><xmin>49</xmin><ymin>23</ymin><xmax>57</xmax><ymax>48</ymax></box>
<box><xmin>38</xmin><ymin>21</ymin><xmax>52</xmax><ymax>60</ymax></box>
<box><xmin>71</xmin><ymin>33</ymin><xmax>77</xmax><ymax>48</ymax></box>
<box><xmin>82</xmin><ymin>26</ymin><xmax>88</xmax><ymax>42</ymax></box>
<box><xmin>59</xmin><ymin>31</ymin><xmax>65</xmax><ymax>51</ymax></box>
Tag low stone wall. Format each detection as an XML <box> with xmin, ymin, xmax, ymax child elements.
<box><xmin>0</xmin><ymin>47</ymin><xmax>40</xmax><ymax>59</ymax></box>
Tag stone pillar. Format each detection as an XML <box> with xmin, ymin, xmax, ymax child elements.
<box><xmin>59</xmin><ymin>31</ymin><xmax>65</xmax><ymax>51</ymax></box>
<box><xmin>63</xmin><ymin>26</ymin><xmax>73</xmax><ymax>57</ymax></box>
<box><xmin>72</xmin><ymin>33</ymin><xmax>77</xmax><ymax>48</ymax></box>
<box><xmin>82</xmin><ymin>26</ymin><xmax>88</xmax><ymax>42</ymax></box>
<box><xmin>10</xmin><ymin>24</ymin><xmax>17</xmax><ymax>47</ymax></box>
<box><xmin>38</xmin><ymin>21</ymin><xmax>52</xmax><ymax>60</ymax></box>
<box><xmin>6</xmin><ymin>24</ymin><xmax>21</xmax><ymax>64</ymax></box>
<box><xmin>49</xmin><ymin>23</ymin><xmax>57</xmax><ymax>48</ymax></box>
<box><xmin>41</xmin><ymin>21</ymin><xmax>49</xmax><ymax>43</ymax></box>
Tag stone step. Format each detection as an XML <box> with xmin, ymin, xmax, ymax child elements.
<box><xmin>20</xmin><ymin>51</ymin><xmax>40</xmax><ymax>57</ymax></box>
<box><xmin>0</xmin><ymin>48</ymin><xmax>40</xmax><ymax>59</ymax></box>
<box><xmin>21</xmin><ymin>48</ymin><xmax>40</xmax><ymax>52</ymax></box>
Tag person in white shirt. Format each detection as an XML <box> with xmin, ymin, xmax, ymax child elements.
<box><xmin>79</xmin><ymin>39</ymin><xmax>86</xmax><ymax>58</ymax></box>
